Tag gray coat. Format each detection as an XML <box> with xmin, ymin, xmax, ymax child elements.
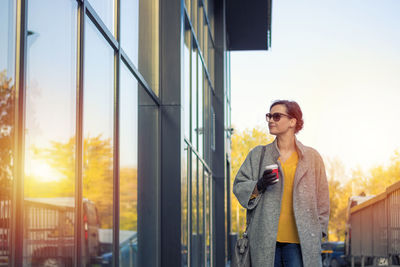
<box><xmin>233</xmin><ymin>138</ymin><xmax>329</xmax><ymax>267</ymax></box>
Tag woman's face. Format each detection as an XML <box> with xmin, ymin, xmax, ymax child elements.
<box><xmin>267</xmin><ymin>104</ymin><xmax>296</xmax><ymax>136</ymax></box>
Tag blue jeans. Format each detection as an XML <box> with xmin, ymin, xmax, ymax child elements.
<box><xmin>274</xmin><ymin>242</ymin><xmax>303</xmax><ymax>267</ymax></box>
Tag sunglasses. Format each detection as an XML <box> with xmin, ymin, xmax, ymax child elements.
<box><xmin>266</xmin><ymin>112</ymin><xmax>292</xmax><ymax>122</ymax></box>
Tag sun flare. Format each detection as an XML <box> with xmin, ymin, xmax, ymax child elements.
<box><xmin>26</xmin><ymin>158</ymin><xmax>63</xmax><ymax>182</ymax></box>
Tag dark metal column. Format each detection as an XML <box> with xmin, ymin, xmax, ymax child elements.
<box><xmin>74</xmin><ymin>1</ymin><xmax>85</xmax><ymax>266</ymax></box>
<box><xmin>212</xmin><ymin>0</ymin><xmax>228</xmax><ymax>266</ymax></box>
<box><xmin>113</xmin><ymin>0</ymin><xmax>121</xmax><ymax>266</ymax></box>
<box><xmin>137</xmin><ymin>88</ymin><xmax>161</xmax><ymax>267</ymax></box>
<box><xmin>159</xmin><ymin>0</ymin><xmax>183</xmax><ymax>266</ymax></box>
<box><xmin>11</xmin><ymin>0</ymin><xmax>27</xmax><ymax>266</ymax></box>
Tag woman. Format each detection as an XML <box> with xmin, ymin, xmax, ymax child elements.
<box><xmin>233</xmin><ymin>100</ymin><xmax>329</xmax><ymax>267</ymax></box>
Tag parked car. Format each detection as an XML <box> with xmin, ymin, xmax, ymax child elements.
<box><xmin>321</xmin><ymin>241</ymin><xmax>347</xmax><ymax>267</ymax></box>
<box><xmin>100</xmin><ymin>230</ymin><xmax>137</xmax><ymax>267</ymax></box>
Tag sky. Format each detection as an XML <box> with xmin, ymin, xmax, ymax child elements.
<box><xmin>231</xmin><ymin>0</ymin><xmax>400</xmax><ymax>179</ymax></box>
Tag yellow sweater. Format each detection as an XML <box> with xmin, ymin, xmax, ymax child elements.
<box><xmin>276</xmin><ymin>151</ymin><xmax>300</xmax><ymax>243</ymax></box>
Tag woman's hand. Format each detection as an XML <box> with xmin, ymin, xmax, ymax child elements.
<box><xmin>256</xmin><ymin>169</ymin><xmax>278</xmax><ymax>193</ymax></box>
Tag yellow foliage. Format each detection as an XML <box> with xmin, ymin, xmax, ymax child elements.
<box><xmin>120</xmin><ymin>167</ymin><xmax>138</xmax><ymax>231</ymax></box>
<box><xmin>0</xmin><ymin>70</ymin><xmax>14</xmax><ymax>198</ymax></box>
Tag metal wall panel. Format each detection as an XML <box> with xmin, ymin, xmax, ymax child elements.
<box><xmin>372</xmin><ymin>200</ymin><xmax>387</xmax><ymax>257</ymax></box>
<box><xmin>361</xmin><ymin>207</ymin><xmax>373</xmax><ymax>256</ymax></box>
<box><xmin>388</xmin><ymin>190</ymin><xmax>400</xmax><ymax>255</ymax></box>
<box><xmin>350</xmin><ymin>181</ymin><xmax>400</xmax><ymax>261</ymax></box>
<box><xmin>351</xmin><ymin>212</ymin><xmax>362</xmax><ymax>256</ymax></box>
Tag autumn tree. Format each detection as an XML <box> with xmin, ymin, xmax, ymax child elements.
<box><xmin>120</xmin><ymin>167</ymin><xmax>138</xmax><ymax>231</ymax></box>
<box><xmin>0</xmin><ymin>70</ymin><xmax>14</xmax><ymax>200</ymax></box>
<box><xmin>325</xmin><ymin>157</ymin><xmax>350</xmax><ymax>241</ymax></box>
<box><xmin>362</xmin><ymin>150</ymin><xmax>400</xmax><ymax>195</ymax></box>
<box><xmin>30</xmin><ymin>135</ymin><xmax>138</xmax><ymax>230</ymax></box>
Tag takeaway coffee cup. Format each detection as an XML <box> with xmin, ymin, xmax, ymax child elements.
<box><xmin>265</xmin><ymin>164</ymin><xmax>279</xmax><ymax>183</ymax></box>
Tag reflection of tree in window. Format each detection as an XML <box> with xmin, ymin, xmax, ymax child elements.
<box><xmin>27</xmin><ymin>135</ymin><xmax>115</xmax><ymax>229</ymax></box>
<box><xmin>120</xmin><ymin>166</ymin><xmax>138</xmax><ymax>230</ymax></box>
<box><xmin>0</xmin><ymin>70</ymin><xmax>14</xmax><ymax>199</ymax></box>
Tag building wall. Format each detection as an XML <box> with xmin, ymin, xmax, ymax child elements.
<box><xmin>0</xmin><ymin>0</ymin><xmax>231</xmax><ymax>266</ymax></box>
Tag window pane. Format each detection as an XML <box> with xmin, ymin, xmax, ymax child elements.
<box><xmin>84</xmin><ymin>17</ymin><xmax>114</xmax><ymax>265</ymax></box>
<box><xmin>198</xmin><ymin>163</ymin><xmax>204</xmax><ymax>267</ymax></box>
<box><xmin>24</xmin><ymin>1</ymin><xmax>77</xmax><ymax>265</ymax></box>
<box><xmin>190</xmin><ymin>155</ymin><xmax>198</xmax><ymax>267</ymax></box>
<box><xmin>198</xmin><ymin>6</ymin><xmax>204</xmax><ymax>52</ymax></box>
<box><xmin>181</xmin><ymin>144</ymin><xmax>189</xmax><ymax>266</ymax></box>
<box><xmin>203</xmin><ymin>23</ymin><xmax>208</xmax><ymax>69</ymax></box>
<box><xmin>205</xmin><ymin>171</ymin><xmax>211</xmax><ymax>266</ymax></box>
<box><xmin>184</xmin><ymin>0</ymin><xmax>190</xmax><ymax>20</ymax></box>
<box><xmin>183</xmin><ymin>30</ymin><xmax>191</xmax><ymax>140</ymax></box>
<box><xmin>139</xmin><ymin>0</ymin><xmax>159</xmax><ymax>95</ymax></box>
<box><xmin>0</xmin><ymin>1</ymin><xmax>15</xmax><ymax>75</ymax></box>
<box><xmin>204</xmin><ymin>83</ymin><xmax>210</xmax><ymax>162</ymax></box>
<box><xmin>121</xmin><ymin>0</ymin><xmax>139</xmax><ymax>66</ymax></box>
<box><xmin>0</xmin><ymin>1</ymin><xmax>15</xmax><ymax>265</ymax></box>
<box><xmin>207</xmin><ymin>1</ymin><xmax>214</xmax><ymax>41</ymax></box>
<box><xmin>87</xmin><ymin>0</ymin><xmax>114</xmax><ymax>36</ymax></box>
<box><xmin>119</xmin><ymin>62</ymin><xmax>139</xmax><ymax>266</ymax></box>
<box><xmin>191</xmin><ymin>0</ymin><xmax>197</xmax><ymax>37</ymax></box>
<box><xmin>198</xmin><ymin>57</ymin><xmax>203</xmax><ymax>157</ymax></box>
<box><xmin>191</xmin><ymin>46</ymin><xmax>197</xmax><ymax>150</ymax></box>
<box><xmin>208</xmin><ymin>36</ymin><xmax>214</xmax><ymax>87</ymax></box>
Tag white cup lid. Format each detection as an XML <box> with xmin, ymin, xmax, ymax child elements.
<box><xmin>265</xmin><ymin>164</ymin><xmax>278</xmax><ymax>169</ymax></box>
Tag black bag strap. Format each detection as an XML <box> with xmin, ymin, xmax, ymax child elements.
<box><xmin>258</xmin><ymin>146</ymin><xmax>267</xmax><ymax>184</ymax></box>
<box><xmin>245</xmin><ymin>145</ymin><xmax>266</xmax><ymax>233</ymax></box>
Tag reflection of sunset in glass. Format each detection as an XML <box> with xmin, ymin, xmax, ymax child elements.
<box><xmin>26</xmin><ymin>158</ymin><xmax>63</xmax><ymax>182</ymax></box>
<box><xmin>22</xmin><ymin>1</ymin><xmax>78</xmax><ymax>265</ymax></box>
<box><xmin>81</xmin><ymin>17</ymin><xmax>114</xmax><ymax>265</ymax></box>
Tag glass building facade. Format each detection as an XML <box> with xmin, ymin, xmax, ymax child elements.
<box><xmin>1</xmin><ymin>0</ymin><xmax>270</xmax><ymax>266</ymax></box>
<box><xmin>0</xmin><ymin>0</ymin><xmax>241</xmax><ymax>266</ymax></box>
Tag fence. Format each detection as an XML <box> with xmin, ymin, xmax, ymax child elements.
<box><xmin>0</xmin><ymin>198</ymin><xmax>76</xmax><ymax>266</ymax></box>
<box><xmin>0</xmin><ymin>199</ymin><xmax>11</xmax><ymax>266</ymax></box>
<box><xmin>24</xmin><ymin>199</ymin><xmax>75</xmax><ymax>266</ymax></box>
<box><xmin>349</xmin><ymin>180</ymin><xmax>400</xmax><ymax>265</ymax></box>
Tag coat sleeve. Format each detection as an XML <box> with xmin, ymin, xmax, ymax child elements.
<box><xmin>233</xmin><ymin>148</ymin><xmax>262</xmax><ymax>210</ymax></box>
<box><xmin>315</xmin><ymin>153</ymin><xmax>330</xmax><ymax>238</ymax></box>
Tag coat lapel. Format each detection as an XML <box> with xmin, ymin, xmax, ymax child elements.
<box><xmin>272</xmin><ymin>139</ymin><xmax>281</xmax><ymax>162</ymax></box>
<box><xmin>293</xmin><ymin>138</ymin><xmax>309</xmax><ymax>189</ymax></box>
